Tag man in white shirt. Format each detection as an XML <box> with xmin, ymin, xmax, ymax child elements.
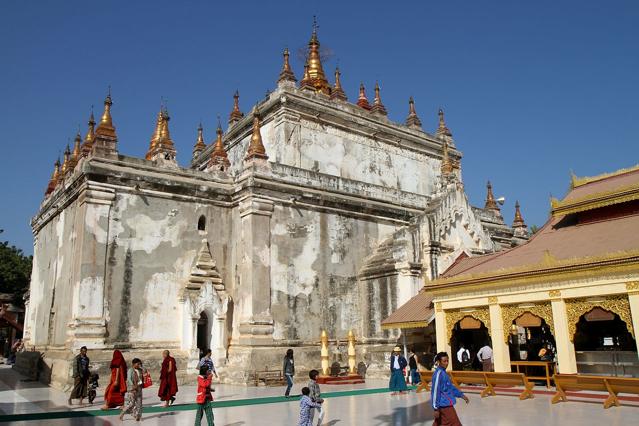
<box><xmin>456</xmin><ymin>344</ymin><xmax>471</xmax><ymax>370</ymax></box>
<box><xmin>477</xmin><ymin>345</ymin><xmax>494</xmax><ymax>371</ymax></box>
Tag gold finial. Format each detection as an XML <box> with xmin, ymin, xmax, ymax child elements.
<box><xmin>300</xmin><ymin>63</ymin><xmax>313</xmax><ymax>90</ymax></box>
<box><xmin>81</xmin><ymin>108</ymin><xmax>96</xmax><ymax>157</ymax></box>
<box><xmin>192</xmin><ymin>122</ymin><xmax>206</xmax><ymax>157</ymax></box>
<box><xmin>229</xmin><ymin>90</ymin><xmax>244</xmax><ymax>124</ymax></box>
<box><xmin>330</xmin><ymin>67</ymin><xmax>347</xmax><ymax>101</ymax></box>
<box><xmin>68</xmin><ymin>132</ymin><xmax>82</xmax><ymax>170</ymax></box>
<box><xmin>370</xmin><ymin>82</ymin><xmax>388</xmax><ymax>115</ymax></box>
<box><xmin>60</xmin><ymin>144</ymin><xmax>71</xmax><ymax>178</ymax></box>
<box><xmin>405</xmin><ymin>97</ymin><xmax>422</xmax><ymax>128</ymax></box>
<box><xmin>45</xmin><ymin>158</ymin><xmax>61</xmax><ymax>195</ymax></box>
<box><xmin>436</xmin><ymin>108</ymin><xmax>452</xmax><ymax>137</ymax></box>
<box><xmin>245</xmin><ymin>107</ymin><xmax>269</xmax><ymax>161</ymax></box>
<box><xmin>209</xmin><ymin>117</ymin><xmax>230</xmax><ymax>170</ymax></box>
<box><xmin>305</xmin><ymin>17</ymin><xmax>330</xmax><ymax>95</ymax></box>
<box><xmin>95</xmin><ymin>90</ymin><xmax>117</xmax><ymax>138</ymax></box>
<box><xmin>441</xmin><ymin>139</ymin><xmax>453</xmax><ymax>177</ymax></box>
<box><xmin>485</xmin><ymin>181</ymin><xmax>500</xmax><ymax>211</ymax></box>
<box><xmin>146</xmin><ymin>109</ymin><xmax>164</xmax><ymax>160</ymax></box>
<box><xmin>357</xmin><ymin>83</ymin><xmax>371</xmax><ymax>110</ymax></box>
<box><xmin>513</xmin><ymin>200</ymin><xmax>527</xmax><ymax>229</ymax></box>
<box><xmin>278</xmin><ymin>47</ymin><xmax>297</xmax><ymax>84</ymax></box>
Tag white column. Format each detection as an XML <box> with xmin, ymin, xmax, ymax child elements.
<box><xmin>435</xmin><ymin>308</ymin><xmax>451</xmax><ymax>364</ymax></box>
<box><xmin>211</xmin><ymin>317</ymin><xmax>227</xmax><ymax>365</ymax></box>
<box><xmin>628</xmin><ymin>291</ymin><xmax>639</xmax><ymax>361</ymax></box>
<box><xmin>551</xmin><ymin>298</ymin><xmax>577</xmax><ymax>374</ymax></box>
<box><xmin>489</xmin><ymin>304</ymin><xmax>510</xmax><ymax>372</ymax></box>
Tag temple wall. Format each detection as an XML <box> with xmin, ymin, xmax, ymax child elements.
<box><xmin>269</xmin><ymin>204</ymin><xmax>397</xmax><ymax>343</ymax></box>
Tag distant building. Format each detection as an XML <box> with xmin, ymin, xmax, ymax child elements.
<box><xmin>25</xmin><ymin>24</ymin><xmax>526</xmax><ymax>388</ymax></box>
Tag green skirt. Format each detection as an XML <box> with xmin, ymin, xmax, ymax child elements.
<box><xmin>389</xmin><ymin>369</ymin><xmax>407</xmax><ymax>391</ymax></box>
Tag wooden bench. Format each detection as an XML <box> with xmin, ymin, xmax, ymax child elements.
<box><xmin>415</xmin><ymin>370</ymin><xmax>433</xmax><ymax>393</ymax></box>
<box><xmin>511</xmin><ymin>361</ymin><xmax>555</xmax><ymax>388</ymax></box>
<box><xmin>450</xmin><ymin>371</ymin><xmax>534</xmax><ymax>400</ymax></box>
<box><xmin>552</xmin><ymin>374</ymin><xmax>639</xmax><ymax>408</ymax></box>
<box><xmin>252</xmin><ymin>369</ymin><xmax>286</xmax><ymax>386</ymax></box>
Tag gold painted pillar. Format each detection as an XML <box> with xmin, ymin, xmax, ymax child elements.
<box><xmin>435</xmin><ymin>305</ymin><xmax>451</xmax><ymax>361</ymax></box>
<box><xmin>320</xmin><ymin>330</ymin><xmax>329</xmax><ymax>376</ymax></box>
<box><xmin>627</xmin><ymin>283</ymin><xmax>639</xmax><ymax>361</ymax></box>
<box><xmin>550</xmin><ymin>293</ymin><xmax>577</xmax><ymax>374</ymax></box>
<box><xmin>488</xmin><ymin>301</ymin><xmax>510</xmax><ymax>372</ymax></box>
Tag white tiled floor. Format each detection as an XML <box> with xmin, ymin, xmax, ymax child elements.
<box><xmin>2</xmin><ymin>365</ymin><xmax>639</xmax><ymax>425</ymax></box>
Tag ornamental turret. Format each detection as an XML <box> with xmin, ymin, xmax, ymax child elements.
<box><xmin>192</xmin><ymin>122</ymin><xmax>206</xmax><ymax>159</ymax></box>
<box><xmin>485</xmin><ymin>181</ymin><xmax>502</xmax><ymax>217</ymax></box>
<box><xmin>92</xmin><ymin>90</ymin><xmax>118</xmax><ymax>158</ymax></box>
<box><xmin>45</xmin><ymin>158</ymin><xmax>60</xmax><ymax>196</ymax></box>
<box><xmin>357</xmin><ymin>83</ymin><xmax>371</xmax><ymax>110</ymax></box>
<box><xmin>209</xmin><ymin>119</ymin><xmax>231</xmax><ymax>171</ymax></box>
<box><xmin>277</xmin><ymin>48</ymin><xmax>297</xmax><ymax>86</ymax></box>
<box><xmin>146</xmin><ymin>107</ymin><xmax>177</xmax><ymax>165</ymax></box>
<box><xmin>330</xmin><ymin>67</ymin><xmax>347</xmax><ymax>101</ymax></box>
<box><xmin>369</xmin><ymin>82</ymin><xmax>387</xmax><ymax>116</ymax></box>
<box><xmin>436</xmin><ymin>108</ymin><xmax>454</xmax><ymax>146</ymax></box>
<box><xmin>405</xmin><ymin>97</ymin><xmax>422</xmax><ymax>129</ymax></box>
<box><xmin>60</xmin><ymin>144</ymin><xmax>71</xmax><ymax>180</ymax></box>
<box><xmin>512</xmin><ymin>201</ymin><xmax>528</xmax><ymax>238</ymax></box>
<box><xmin>81</xmin><ymin>109</ymin><xmax>96</xmax><ymax>157</ymax></box>
<box><xmin>305</xmin><ymin>17</ymin><xmax>330</xmax><ymax>95</ymax></box>
<box><xmin>228</xmin><ymin>90</ymin><xmax>244</xmax><ymax>126</ymax></box>
<box><xmin>244</xmin><ymin>108</ymin><xmax>268</xmax><ymax>162</ymax></box>
<box><xmin>67</xmin><ymin>132</ymin><xmax>82</xmax><ymax>171</ymax></box>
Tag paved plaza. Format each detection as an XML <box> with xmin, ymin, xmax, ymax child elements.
<box><xmin>1</xmin><ymin>366</ymin><xmax>638</xmax><ymax>425</ymax></box>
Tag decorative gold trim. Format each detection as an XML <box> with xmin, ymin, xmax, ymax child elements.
<box><xmin>501</xmin><ymin>303</ymin><xmax>555</xmax><ymax>343</ymax></box>
<box><xmin>627</xmin><ymin>281</ymin><xmax>639</xmax><ymax>293</ymax></box>
<box><xmin>427</xmin><ymin>250</ymin><xmax>639</xmax><ymax>296</ymax></box>
<box><xmin>435</xmin><ymin>302</ymin><xmax>443</xmax><ymax>313</ymax></box>
<box><xmin>381</xmin><ymin>321</ymin><xmax>429</xmax><ymax>330</ymax></box>
<box><xmin>548</xmin><ymin>290</ymin><xmax>562</xmax><ymax>299</ymax></box>
<box><xmin>566</xmin><ymin>295</ymin><xmax>634</xmax><ymax>342</ymax></box>
<box><xmin>571</xmin><ymin>164</ymin><xmax>639</xmax><ymax>188</ymax></box>
<box><xmin>551</xmin><ymin>182</ymin><xmax>639</xmax><ymax>217</ymax></box>
<box><xmin>488</xmin><ymin>296</ymin><xmax>498</xmax><ymax>304</ymax></box>
<box><xmin>445</xmin><ymin>307</ymin><xmax>491</xmax><ymax>342</ymax></box>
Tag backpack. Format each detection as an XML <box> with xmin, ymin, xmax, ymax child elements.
<box><xmin>461</xmin><ymin>350</ymin><xmax>469</xmax><ymax>363</ymax></box>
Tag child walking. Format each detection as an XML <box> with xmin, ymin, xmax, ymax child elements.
<box><xmin>298</xmin><ymin>387</ymin><xmax>322</xmax><ymax>426</ymax></box>
<box><xmin>194</xmin><ymin>365</ymin><xmax>215</xmax><ymax>426</ymax></box>
<box><xmin>119</xmin><ymin>358</ymin><xmax>144</xmax><ymax>422</ymax></box>
<box><xmin>431</xmin><ymin>352</ymin><xmax>469</xmax><ymax>426</ymax></box>
<box><xmin>308</xmin><ymin>370</ymin><xmax>324</xmax><ymax>426</ymax></box>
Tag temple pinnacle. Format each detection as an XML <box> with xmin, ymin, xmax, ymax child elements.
<box><xmin>436</xmin><ymin>108</ymin><xmax>452</xmax><ymax>137</ymax></box>
<box><xmin>192</xmin><ymin>122</ymin><xmax>206</xmax><ymax>158</ymax></box>
<box><xmin>357</xmin><ymin>83</ymin><xmax>371</xmax><ymax>110</ymax></box>
<box><xmin>209</xmin><ymin>118</ymin><xmax>230</xmax><ymax>170</ymax></box>
<box><xmin>81</xmin><ymin>108</ymin><xmax>96</xmax><ymax>157</ymax></box>
<box><xmin>405</xmin><ymin>97</ymin><xmax>422</xmax><ymax>128</ymax></box>
<box><xmin>245</xmin><ymin>107</ymin><xmax>268</xmax><ymax>161</ymax></box>
<box><xmin>95</xmin><ymin>91</ymin><xmax>117</xmax><ymax>138</ymax></box>
<box><xmin>370</xmin><ymin>82</ymin><xmax>387</xmax><ymax>116</ymax></box>
<box><xmin>229</xmin><ymin>90</ymin><xmax>244</xmax><ymax>125</ymax></box>
<box><xmin>278</xmin><ymin>48</ymin><xmax>297</xmax><ymax>84</ymax></box>
<box><xmin>330</xmin><ymin>67</ymin><xmax>347</xmax><ymax>101</ymax></box>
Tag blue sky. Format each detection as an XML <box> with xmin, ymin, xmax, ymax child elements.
<box><xmin>1</xmin><ymin>0</ymin><xmax>638</xmax><ymax>254</ymax></box>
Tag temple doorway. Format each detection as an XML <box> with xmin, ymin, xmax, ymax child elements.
<box><xmin>508</xmin><ymin>312</ymin><xmax>556</xmax><ymax>362</ymax></box>
<box><xmin>574</xmin><ymin>307</ymin><xmax>638</xmax><ymax>376</ymax></box>
<box><xmin>196</xmin><ymin>311</ymin><xmax>211</xmax><ymax>360</ymax></box>
<box><xmin>450</xmin><ymin>316</ymin><xmax>490</xmax><ymax>371</ymax></box>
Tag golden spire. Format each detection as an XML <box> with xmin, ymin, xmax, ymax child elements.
<box><xmin>95</xmin><ymin>90</ymin><xmax>117</xmax><ymax>138</ymax></box>
<box><xmin>513</xmin><ymin>200</ymin><xmax>527</xmax><ymax>228</ymax></box>
<box><xmin>209</xmin><ymin>118</ymin><xmax>231</xmax><ymax>170</ymax></box>
<box><xmin>305</xmin><ymin>16</ymin><xmax>330</xmax><ymax>94</ymax></box>
<box><xmin>146</xmin><ymin>110</ymin><xmax>164</xmax><ymax>160</ymax></box>
<box><xmin>60</xmin><ymin>144</ymin><xmax>71</xmax><ymax>178</ymax></box>
<box><xmin>485</xmin><ymin>181</ymin><xmax>500</xmax><ymax>211</ymax></box>
<box><xmin>357</xmin><ymin>83</ymin><xmax>371</xmax><ymax>110</ymax></box>
<box><xmin>81</xmin><ymin>108</ymin><xmax>96</xmax><ymax>157</ymax></box>
<box><xmin>245</xmin><ymin>107</ymin><xmax>269</xmax><ymax>161</ymax></box>
<box><xmin>436</xmin><ymin>108</ymin><xmax>452</xmax><ymax>137</ymax></box>
<box><xmin>158</xmin><ymin>107</ymin><xmax>176</xmax><ymax>149</ymax></box>
<box><xmin>228</xmin><ymin>90</ymin><xmax>244</xmax><ymax>125</ymax></box>
<box><xmin>300</xmin><ymin>63</ymin><xmax>313</xmax><ymax>90</ymax></box>
<box><xmin>330</xmin><ymin>67</ymin><xmax>347</xmax><ymax>101</ymax></box>
<box><xmin>45</xmin><ymin>158</ymin><xmax>61</xmax><ymax>195</ymax></box>
<box><xmin>68</xmin><ymin>132</ymin><xmax>82</xmax><ymax>170</ymax></box>
<box><xmin>405</xmin><ymin>97</ymin><xmax>422</xmax><ymax>128</ymax></box>
<box><xmin>369</xmin><ymin>82</ymin><xmax>387</xmax><ymax>115</ymax></box>
<box><xmin>440</xmin><ymin>139</ymin><xmax>453</xmax><ymax>177</ymax></box>
<box><xmin>192</xmin><ymin>122</ymin><xmax>206</xmax><ymax>157</ymax></box>
<box><xmin>278</xmin><ymin>48</ymin><xmax>297</xmax><ymax>84</ymax></box>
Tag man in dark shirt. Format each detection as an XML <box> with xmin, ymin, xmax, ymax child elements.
<box><xmin>408</xmin><ymin>349</ymin><xmax>420</xmax><ymax>385</ymax></box>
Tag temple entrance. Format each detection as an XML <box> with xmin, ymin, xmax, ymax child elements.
<box><xmin>508</xmin><ymin>312</ymin><xmax>556</xmax><ymax>362</ymax></box>
<box><xmin>574</xmin><ymin>307</ymin><xmax>638</xmax><ymax>376</ymax></box>
<box><xmin>196</xmin><ymin>311</ymin><xmax>211</xmax><ymax>360</ymax></box>
<box><xmin>450</xmin><ymin>316</ymin><xmax>490</xmax><ymax>371</ymax></box>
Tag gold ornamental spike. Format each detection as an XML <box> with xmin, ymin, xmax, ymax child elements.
<box><xmin>330</xmin><ymin>67</ymin><xmax>347</xmax><ymax>101</ymax></box>
<box><xmin>245</xmin><ymin>107</ymin><xmax>268</xmax><ymax>161</ymax></box>
<box><xmin>513</xmin><ymin>201</ymin><xmax>526</xmax><ymax>227</ymax></box>
<box><xmin>306</xmin><ymin>17</ymin><xmax>330</xmax><ymax>94</ymax></box>
<box><xmin>81</xmin><ymin>108</ymin><xmax>96</xmax><ymax>157</ymax></box>
<box><xmin>95</xmin><ymin>90</ymin><xmax>117</xmax><ymax>138</ymax></box>
<box><xmin>485</xmin><ymin>181</ymin><xmax>499</xmax><ymax>211</ymax></box>
<box><xmin>356</xmin><ymin>83</ymin><xmax>371</xmax><ymax>110</ymax></box>
<box><xmin>229</xmin><ymin>90</ymin><xmax>244</xmax><ymax>124</ymax></box>
<box><xmin>192</xmin><ymin>122</ymin><xmax>206</xmax><ymax>157</ymax></box>
<box><xmin>370</xmin><ymin>82</ymin><xmax>387</xmax><ymax>115</ymax></box>
<box><xmin>405</xmin><ymin>97</ymin><xmax>422</xmax><ymax>128</ymax></box>
<box><xmin>278</xmin><ymin>48</ymin><xmax>297</xmax><ymax>83</ymax></box>
<box><xmin>436</xmin><ymin>108</ymin><xmax>452</xmax><ymax>137</ymax></box>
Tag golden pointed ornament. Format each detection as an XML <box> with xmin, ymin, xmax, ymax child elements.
<box><xmin>228</xmin><ymin>90</ymin><xmax>244</xmax><ymax>124</ymax></box>
<box><xmin>330</xmin><ymin>67</ymin><xmax>347</xmax><ymax>101</ymax></box>
<box><xmin>370</xmin><ymin>82</ymin><xmax>387</xmax><ymax>115</ymax></box>
<box><xmin>278</xmin><ymin>48</ymin><xmax>297</xmax><ymax>84</ymax></box>
<box><xmin>245</xmin><ymin>108</ymin><xmax>268</xmax><ymax>161</ymax></box>
<box><xmin>405</xmin><ymin>97</ymin><xmax>422</xmax><ymax>128</ymax></box>
<box><xmin>357</xmin><ymin>83</ymin><xmax>371</xmax><ymax>110</ymax></box>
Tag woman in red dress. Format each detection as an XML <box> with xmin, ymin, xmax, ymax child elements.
<box><xmin>158</xmin><ymin>350</ymin><xmax>178</xmax><ymax>407</ymax></box>
<box><xmin>101</xmin><ymin>350</ymin><xmax>127</xmax><ymax>409</ymax></box>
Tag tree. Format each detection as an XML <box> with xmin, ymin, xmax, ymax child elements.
<box><xmin>0</xmin><ymin>240</ymin><xmax>32</xmax><ymax>306</ymax></box>
<box><xmin>529</xmin><ymin>225</ymin><xmax>540</xmax><ymax>235</ymax></box>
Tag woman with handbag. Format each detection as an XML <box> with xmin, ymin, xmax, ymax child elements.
<box><xmin>194</xmin><ymin>365</ymin><xmax>215</xmax><ymax>426</ymax></box>
<box><xmin>119</xmin><ymin>358</ymin><xmax>144</xmax><ymax>421</ymax></box>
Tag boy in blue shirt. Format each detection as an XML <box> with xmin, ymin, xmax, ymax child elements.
<box><xmin>431</xmin><ymin>352</ymin><xmax>469</xmax><ymax>425</ymax></box>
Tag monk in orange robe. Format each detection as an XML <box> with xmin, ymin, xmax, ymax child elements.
<box><xmin>101</xmin><ymin>350</ymin><xmax>127</xmax><ymax>409</ymax></box>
